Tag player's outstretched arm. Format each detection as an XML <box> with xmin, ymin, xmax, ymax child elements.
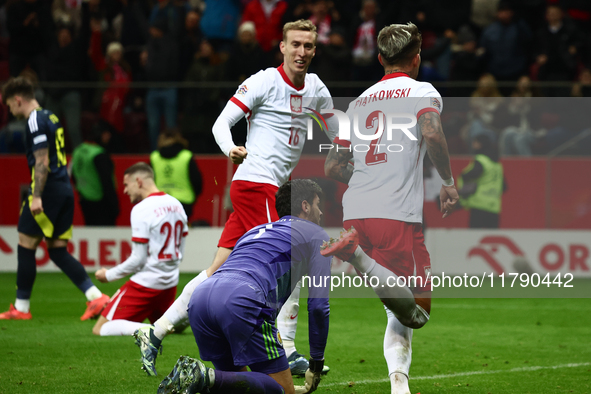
<box><xmin>324</xmin><ymin>143</ymin><xmax>354</xmax><ymax>184</ymax></box>
<box><xmin>100</xmin><ymin>242</ymin><xmax>149</xmax><ymax>283</ymax></box>
<box><xmin>31</xmin><ymin>148</ymin><xmax>50</xmax><ymax>215</ymax></box>
<box><xmin>418</xmin><ymin>111</ymin><xmax>459</xmax><ymax>218</ymax></box>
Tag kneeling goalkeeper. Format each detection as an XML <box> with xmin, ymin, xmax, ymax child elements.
<box><xmin>158</xmin><ymin>179</ymin><xmax>330</xmax><ymax>394</ymax></box>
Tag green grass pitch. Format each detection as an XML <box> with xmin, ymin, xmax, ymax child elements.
<box><xmin>0</xmin><ymin>273</ymin><xmax>590</xmax><ymax>393</ymax></box>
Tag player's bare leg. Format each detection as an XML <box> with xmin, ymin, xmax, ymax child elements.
<box><xmin>269</xmin><ymin>369</ymin><xmax>296</xmax><ymax>394</ymax></box>
<box><xmin>384</xmin><ymin>307</ymin><xmax>412</xmax><ymax>394</ymax></box>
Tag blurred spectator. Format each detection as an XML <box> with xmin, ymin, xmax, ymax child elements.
<box><xmin>350</xmin><ymin>0</ymin><xmax>380</xmax><ymax>81</ymax></box>
<box><xmin>46</xmin><ymin>6</ymin><xmax>92</xmax><ymax>150</ymax></box>
<box><xmin>150</xmin><ymin>128</ymin><xmax>203</xmax><ymax>219</ymax></box>
<box><xmin>465</xmin><ymin>73</ymin><xmax>503</xmax><ymax>147</ymax></box>
<box><xmin>419</xmin><ymin>29</ymin><xmax>456</xmax><ymax>82</ymax></box>
<box><xmin>470</xmin><ymin>0</ymin><xmax>500</xmax><ymax>34</ymax></box>
<box><xmin>52</xmin><ymin>0</ymin><xmax>81</xmax><ymax>32</ymax></box>
<box><xmin>534</xmin><ymin>4</ymin><xmax>582</xmax><ymax>96</ymax></box>
<box><xmin>226</xmin><ymin>21</ymin><xmax>266</xmax><ymax>82</ymax></box>
<box><xmin>6</xmin><ymin>0</ymin><xmax>54</xmax><ymax>80</ymax></box>
<box><xmin>282</xmin><ymin>0</ymin><xmax>313</xmax><ymax>25</ymax></box>
<box><xmin>241</xmin><ymin>0</ymin><xmax>287</xmax><ymax>53</ymax></box>
<box><xmin>315</xmin><ymin>27</ymin><xmax>351</xmax><ymax>82</ymax></box>
<box><xmin>309</xmin><ymin>0</ymin><xmax>332</xmax><ymax>44</ymax></box>
<box><xmin>179</xmin><ymin>9</ymin><xmax>203</xmax><ymax>80</ymax></box>
<box><xmin>558</xmin><ymin>0</ymin><xmax>591</xmax><ymax>33</ymax></box>
<box><xmin>182</xmin><ymin>40</ymin><xmax>223</xmax><ymax>153</ymax></box>
<box><xmin>478</xmin><ymin>1</ymin><xmax>532</xmax><ymax>92</ymax></box>
<box><xmin>71</xmin><ymin>122</ymin><xmax>120</xmax><ymax>226</ymax></box>
<box><xmin>200</xmin><ymin>0</ymin><xmax>241</xmax><ymax>54</ymax></box>
<box><xmin>414</xmin><ymin>0</ymin><xmax>471</xmax><ymax>33</ymax></box>
<box><xmin>571</xmin><ymin>68</ymin><xmax>591</xmax><ymax>97</ymax></box>
<box><xmin>499</xmin><ymin>76</ymin><xmax>542</xmax><ymax>156</ymax></box>
<box><xmin>449</xmin><ymin>25</ymin><xmax>484</xmax><ymax>96</ymax></box>
<box><xmin>145</xmin><ymin>18</ymin><xmax>180</xmax><ymax>151</ymax></box>
<box><xmin>88</xmin><ymin>18</ymin><xmax>131</xmax><ymax>134</ymax></box>
<box><xmin>119</xmin><ymin>0</ymin><xmax>151</xmax><ymax>76</ymax></box>
<box><xmin>458</xmin><ymin>134</ymin><xmax>506</xmax><ymax>228</ymax></box>
<box><xmin>149</xmin><ymin>0</ymin><xmax>187</xmax><ymax>39</ymax></box>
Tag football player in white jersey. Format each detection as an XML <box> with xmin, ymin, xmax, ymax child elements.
<box><xmin>323</xmin><ymin>23</ymin><xmax>459</xmax><ymax>394</ymax></box>
<box><xmin>92</xmin><ymin>163</ymin><xmax>188</xmax><ymax>337</ymax></box>
<box><xmin>133</xmin><ymin>20</ymin><xmax>336</xmax><ymax>377</ymax></box>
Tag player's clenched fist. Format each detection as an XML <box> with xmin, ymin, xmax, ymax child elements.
<box><xmin>440</xmin><ymin>184</ymin><xmax>459</xmax><ymax>218</ymax></box>
<box><xmin>229</xmin><ymin>146</ymin><xmax>248</xmax><ymax>164</ymax></box>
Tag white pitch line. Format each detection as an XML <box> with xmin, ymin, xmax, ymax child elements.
<box><xmin>322</xmin><ymin>362</ymin><xmax>591</xmax><ymax>387</ymax></box>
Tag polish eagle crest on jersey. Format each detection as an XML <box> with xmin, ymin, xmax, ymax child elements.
<box><xmin>290</xmin><ymin>95</ymin><xmax>302</xmax><ymax>113</ymax></box>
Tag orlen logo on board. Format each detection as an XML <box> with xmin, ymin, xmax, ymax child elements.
<box><xmin>468</xmin><ymin>236</ymin><xmax>590</xmax><ymax>273</ymax></box>
<box><xmin>304</xmin><ymin>108</ymin><xmax>417</xmax><ymax>155</ymax></box>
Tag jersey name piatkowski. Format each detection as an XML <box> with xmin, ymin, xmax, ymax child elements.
<box><xmin>336</xmin><ymin>73</ymin><xmax>443</xmax><ymax>223</ymax></box>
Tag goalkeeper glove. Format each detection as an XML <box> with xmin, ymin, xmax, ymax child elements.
<box><xmin>303</xmin><ymin>359</ymin><xmax>323</xmax><ymax>393</ymax></box>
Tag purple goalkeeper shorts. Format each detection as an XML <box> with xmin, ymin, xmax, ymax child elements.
<box><xmin>188</xmin><ymin>271</ymin><xmax>288</xmax><ymax>374</ymax></box>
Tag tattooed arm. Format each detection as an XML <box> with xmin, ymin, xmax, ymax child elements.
<box><xmin>324</xmin><ymin>143</ymin><xmax>354</xmax><ymax>184</ymax></box>
<box><xmin>418</xmin><ymin>111</ymin><xmax>459</xmax><ymax>218</ymax></box>
<box><xmin>30</xmin><ymin>148</ymin><xmax>49</xmax><ymax>215</ymax></box>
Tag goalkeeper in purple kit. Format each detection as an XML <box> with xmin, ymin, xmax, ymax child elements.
<box><xmin>157</xmin><ymin>179</ymin><xmax>330</xmax><ymax>394</ymax></box>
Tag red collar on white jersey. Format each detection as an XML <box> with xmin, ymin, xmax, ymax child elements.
<box><xmin>380</xmin><ymin>72</ymin><xmax>411</xmax><ymax>82</ymax></box>
<box><xmin>146</xmin><ymin>191</ymin><xmax>166</xmax><ymax>198</ymax></box>
<box><xmin>278</xmin><ymin>63</ymin><xmax>305</xmax><ymax>91</ymax></box>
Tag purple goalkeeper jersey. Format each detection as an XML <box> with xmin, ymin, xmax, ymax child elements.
<box><xmin>215</xmin><ymin>215</ymin><xmax>331</xmax><ymax>360</ymax></box>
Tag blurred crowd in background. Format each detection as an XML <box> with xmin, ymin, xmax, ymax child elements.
<box><xmin>1</xmin><ymin>0</ymin><xmax>591</xmax><ymax>156</ymax></box>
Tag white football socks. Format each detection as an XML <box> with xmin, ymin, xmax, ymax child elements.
<box><xmin>100</xmin><ymin>320</ymin><xmax>149</xmax><ymax>336</ymax></box>
<box><xmin>154</xmin><ymin>270</ymin><xmax>209</xmax><ymax>340</ymax></box>
<box><xmin>85</xmin><ymin>286</ymin><xmax>102</xmax><ymax>301</ymax></box>
<box><xmin>277</xmin><ymin>280</ymin><xmax>301</xmax><ymax>357</ymax></box>
<box><xmin>384</xmin><ymin>307</ymin><xmax>412</xmax><ymax>394</ymax></box>
<box><xmin>14</xmin><ymin>298</ymin><xmax>30</xmax><ymax>313</ymax></box>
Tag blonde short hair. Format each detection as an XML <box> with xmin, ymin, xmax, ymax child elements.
<box><xmin>106</xmin><ymin>41</ymin><xmax>123</xmax><ymax>58</ymax></box>
<box><xmin>282</xmin><ymin>19</ymin><xmax>318</xmax><ymax>44</ymax></box>
<box><xmin>377</xmin><ymin>23</ymin><xmax>422</xmax><ymax>66</ymax></box>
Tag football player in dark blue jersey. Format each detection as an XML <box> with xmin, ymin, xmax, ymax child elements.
<box><xmin>157</xmin><ymin>179</ymin><xmax>330</xmax><ymax>394</ymax></box>
<box><xmin>0</xmin><ymin>77</ymin><xmax>109</xmax><ymax>321</ymax></box>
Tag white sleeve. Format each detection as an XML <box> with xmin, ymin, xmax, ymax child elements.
<box><xmin>213</xmin><ymin>70</ymin><xmax>267</xmax><ymax>156</ymax></box>
<box><xmin>105</xmin><ymin>242</ymin><xmax>148</xmax><ymax>282</ymax></box>
<box><xmin>414</xmin><ymin>83</ymin><xmax>443</xmax><ymax>118</ymax></box>
<box><xmin>315</xmin><ymin>82</ymin><xmax>338</xmax><ymax>143</ymax></box>
<box><xmin>212</xmin><ymin>101</ymin><xmax>246</xmax><ymax>157</ymax></box>
<box><xmin>130</xmin><ymin>206</ymin><xmax>149</xmax><ymax>243</ymax></box>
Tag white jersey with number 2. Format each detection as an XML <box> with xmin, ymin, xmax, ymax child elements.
<box><xmin>230</xmin><ymin>64</ymin><xmax>336</xmax><ymax>187</ymax></box>
<box><xmin>337</xmin><ymin>73</ymin><xmax>443</xmax><ymax>224</ymax></box>
<box><xmin>129</xmin><ymin>192</ymin><xmax>188</xmax><ymax>289</ymax></box>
